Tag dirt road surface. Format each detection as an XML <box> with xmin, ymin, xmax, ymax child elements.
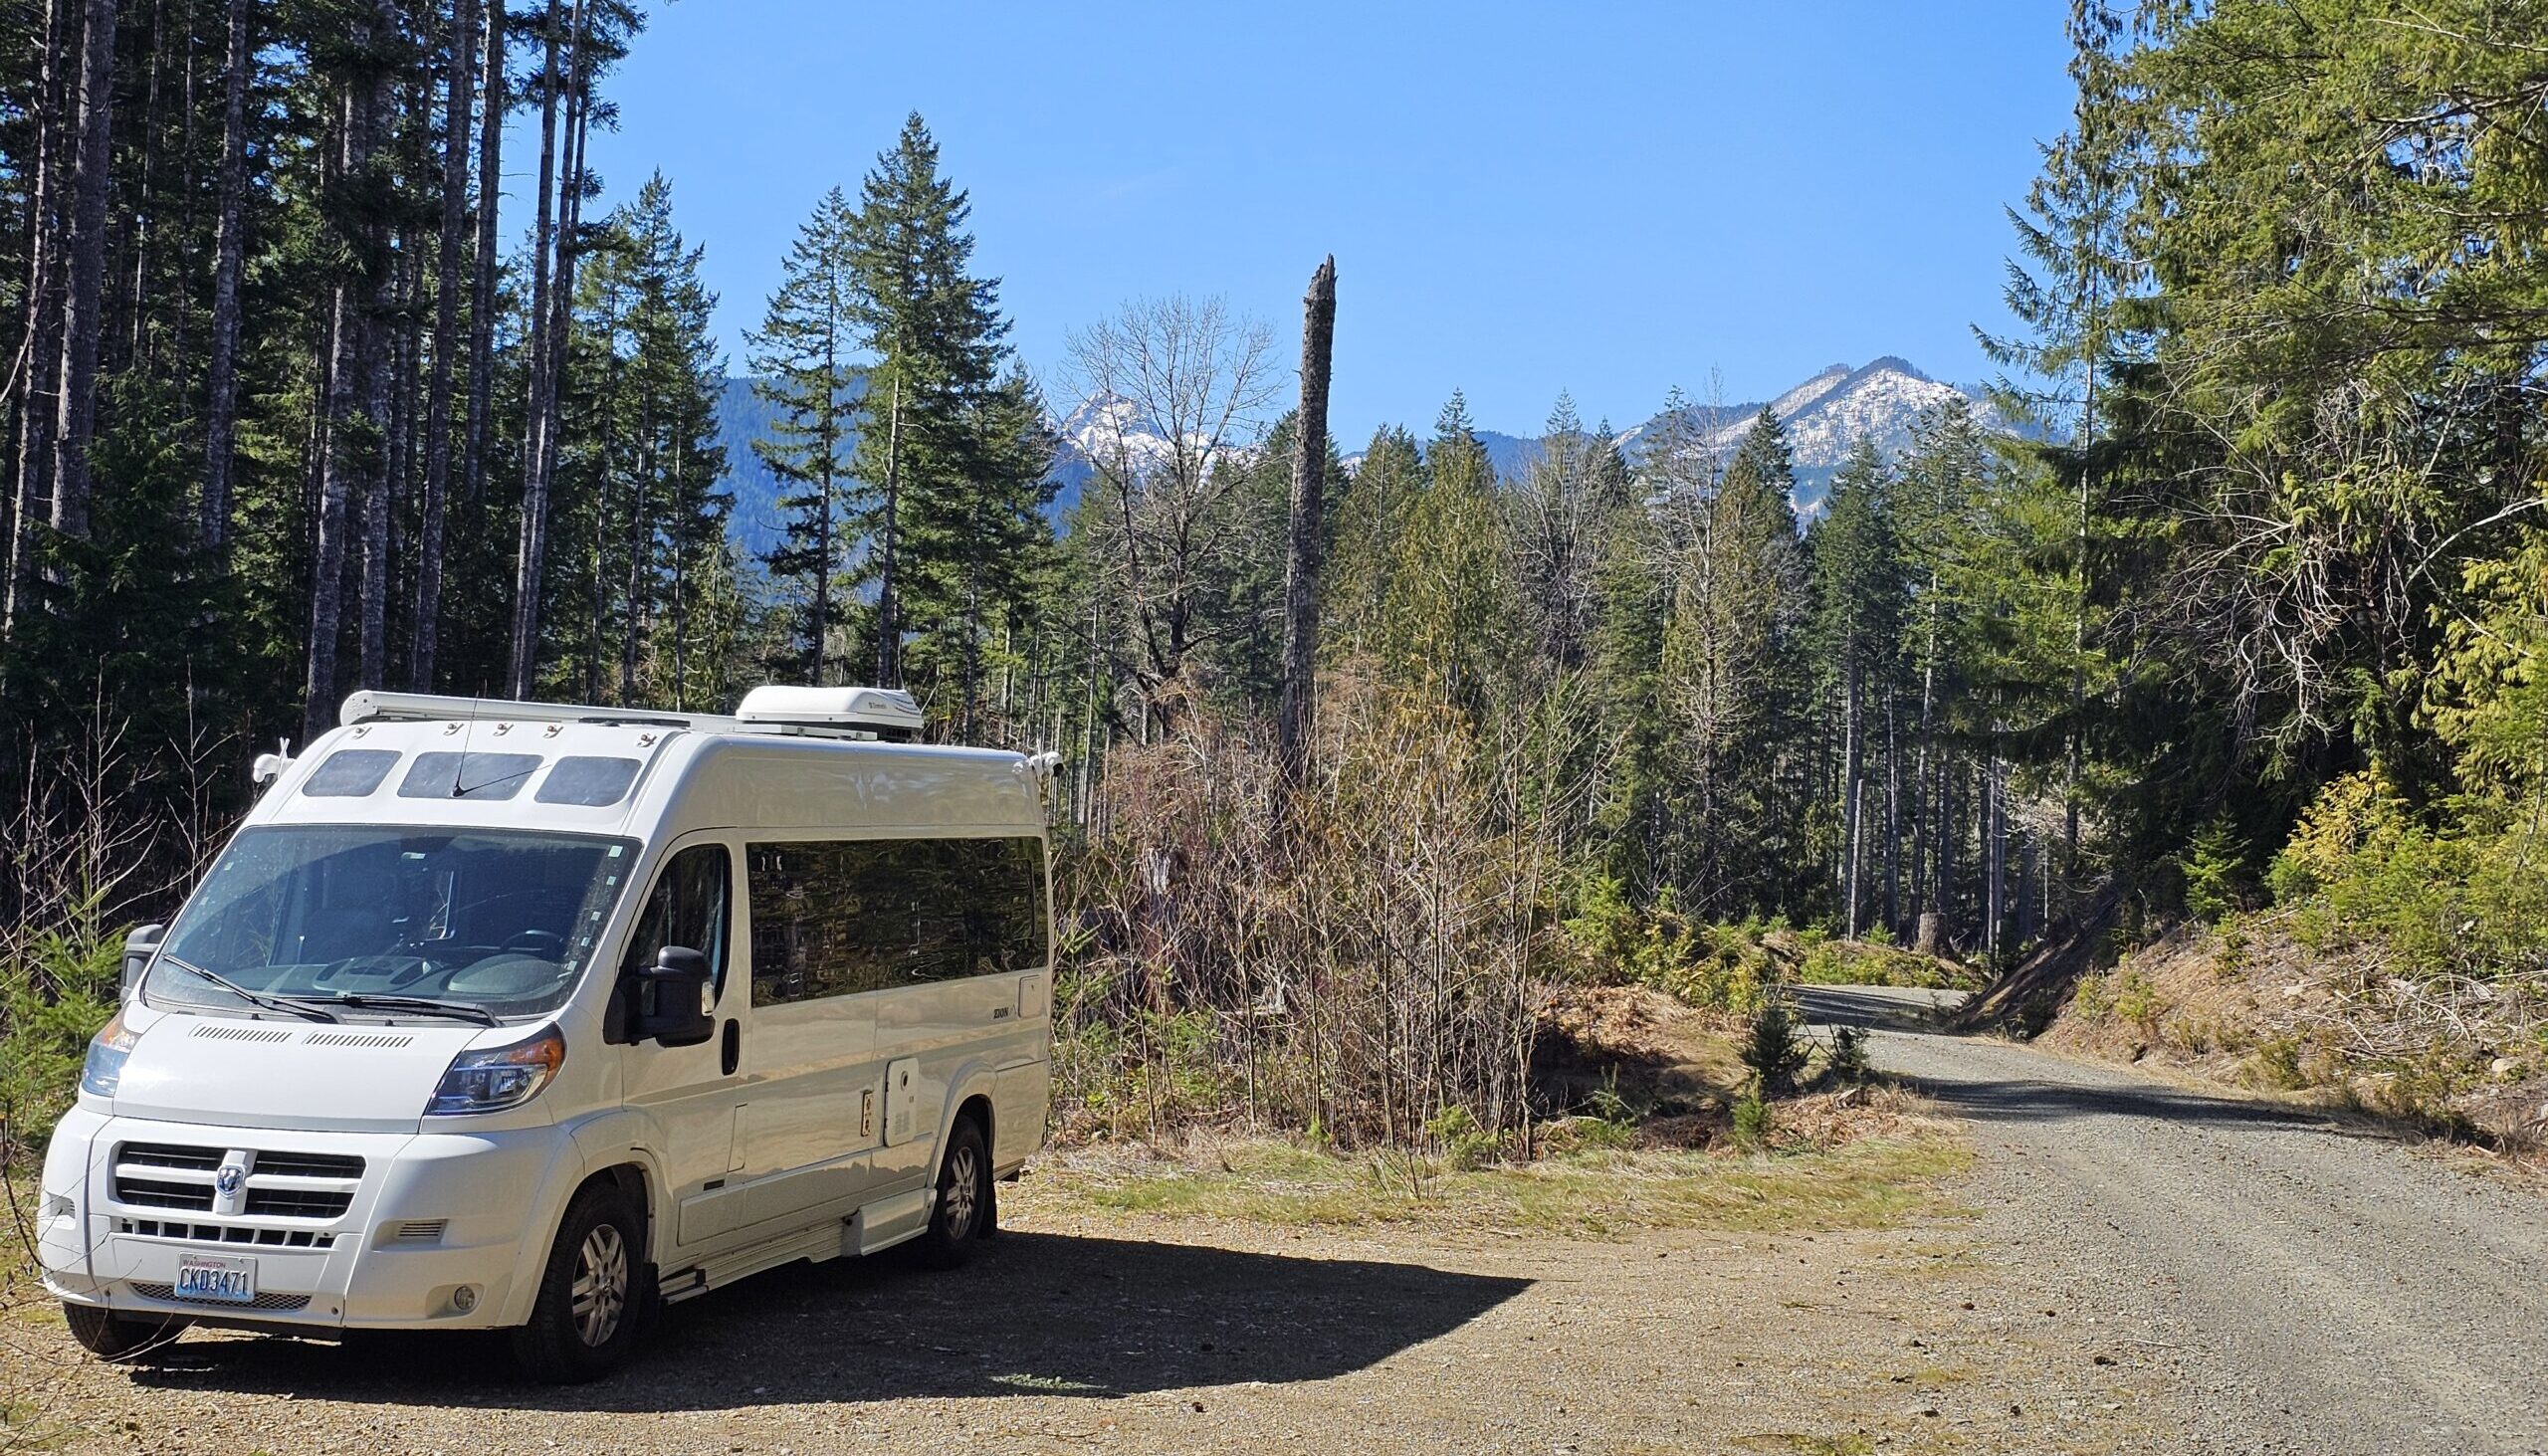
<box><xmin>7</xmin><ymin>991</ymin><xmax>2545</xmax><ymax>1454</ymax></box>
<box><xmin>1801</xmin><ymin>982</ymin><xmax>2548</xmax><ymax>1456</ymax></box>
<box><xmin>5</xmin><ymin>1176</ymin><xmax>2168</xmax><ymax>1455</ymax></box>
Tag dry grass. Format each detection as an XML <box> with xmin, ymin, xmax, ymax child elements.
<box><xmin>1534</xmin><ymin>980</ymin><xmax>1751</xmax><ymax>1123</ymax></box>
<box><xmin>1019</xmin><ymin>1102</ymin><xmax>1969</xmax><ymax>1241</ymax></box>
<box><xmin>2037</xmin><ymin>914</ymin><xmax>2548</xmax><ymax>1164</ymax></box>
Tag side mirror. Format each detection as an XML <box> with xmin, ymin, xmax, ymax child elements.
<box><xmin>632</xmin><ymin>945</ymin><xmax>716</xmax><ymax>1047</ymax></box>
<box><xmin>122</xmin><ymin>925</ymin><xmax>166</xmax><ymax>1004</ymax></box>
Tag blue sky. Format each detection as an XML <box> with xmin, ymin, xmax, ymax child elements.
<box><xmin>577</xmin><ymin>2</ymin><xmax>2076</xmax><ymax>444</ymax></box>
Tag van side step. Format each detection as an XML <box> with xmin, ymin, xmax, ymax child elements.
<box><xmin>660</xmin><ymin>1189</ymin><xmax>939</xmax><ymax>1305</ymax></box>
<box><xmin>659</xmin><ymin>1220</ymin><xmax>843</xmax><ymax>1305</ymax></box>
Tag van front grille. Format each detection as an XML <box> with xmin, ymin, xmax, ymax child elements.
<box><xmin>113</xmin><ymin>1176</ymin><xmax>215</xmax><ymax>1211</ymax></box>
<box><xmin>130</xmin><ymin>1281</ymin><xmax>312</xmax><ymax>1312</ymax></box>
<box><xmin>245</xmin><ymin>1187</ymin><xmax>355</xmax><ymax>1219</ymax></box>
<box><xmin>118</xmin><ymin>1144</ymin><xmax>224</xmax><ymax>1172</ymax></box>
<box><xmin>117</xmin><ymin>1218</ymin><xmax>337</xmax><ymax>1249</ymax></box>
<box><xmin>248</xmin><ymin>1151</ymin><xmax>364</xmax><ymax>1180</ymax></box>
<box><xmin>111</xmin><ymin>1143</ymin><xmax>365</xmax><ymax>1222</ymax></box>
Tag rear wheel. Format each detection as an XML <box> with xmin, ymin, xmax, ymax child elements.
<box><xmin>509</xmin><ymin>1181</ymin><xmax>653</xmax><ymax>1383</ymax></box>
<box><xmin>62</xmin><ymin>1302</ymin><xmax>187</xmax><ymax>1360</ymax></box>
<box><xmin>917</xmin><ymin>1118</ymin><xmax>989</xmax><ymax>1270</ymax></box>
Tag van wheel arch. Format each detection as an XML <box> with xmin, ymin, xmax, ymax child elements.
<box><xmin>951</xmin><ymin>1094</ymin><xmax>997</xmax><ymax>1237</ymax></box>
<box><xmin>511</xmin><ymin>1173</ymin><xmax>655</xmax><ymax>1382</ymax></box>
<box><xmin>955</xmin><ymin>1093</ymin><xmax>994</xmax><ymax>1159</ymax></box>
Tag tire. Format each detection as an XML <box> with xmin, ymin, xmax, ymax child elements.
<box><xmin>508</xmin><ymin>1181</ymin><xmax>654</xmax><ymax>1384</ymax></box>
<box><xmin>63</xmin><ymin>1302</ymin><xmax>188</xmax><ymax>1360</ymax></box>
<box><xmin>916</xmin><ymin>1118</ymin><xmax>989</xmax><ymax>1271</ymax></box>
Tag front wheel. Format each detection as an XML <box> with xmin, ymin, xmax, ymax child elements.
<box><xmin>916</xmin><ymin>1119</ymin><xmax>989</xmax><ymax>1270</ymax></box>
<box><xmin>509</xmin><ymin>1182</ymin><xmax>653</xmax><ymax>1383</ymax></box>
<box><xmin>63</xmin><ymin>1302</ymin><xmax>187</xmax><ymax>1360</ymax></box>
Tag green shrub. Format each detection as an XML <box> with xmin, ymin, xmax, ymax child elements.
<box><xmin>1741</xmin><ymin>993</ymin><xmax>1807</xmax><ymax>1097</ymax></box>
<box><xmin>1825</xmin><ymin>1024</ymin><xmax>1870</xmax><ymax>1084</ymax></box>
<box><xmin>2070</xmin><ymin>971</ymin><xmax>2112</xmax><ymax>1023</ymax></box>
<box><xmin>1582</xmin><ymin>1083</ymin><xmax>1635</xmax><ymax>1128</ymax></box>
<box><xmin>1731</xmin><ymin>1091</ymin><xmax>1772</xmax><ymax>1149</ymax></box>
<box><xmin>1425</xmin><ymin>1104</ymin><xmax>1497</xmax><ymax>1169</ymax></box>
<box><xmin>1798</xmin><ymin>939</ymin><xmax>1846</xmax><ymax>984</ymax></box>
<box><xmin>2110</xmin><ymin>971</ymin><xmax>2170</xmax><ymax>1033</ymax></box>
<box><xmin>2250</xmin><ymin>1035</ymin><xmax>2309</xmax><ymax>1092</ymax></box>
<box><xmin>2181</xmin><ymin>815</ymin><xmax>2252</xmax><ymax>923</ymax></box>
<box><xmin>1562</xmin><ymin>875</ymin><xmax>1771</xmax><ymax>1013</ymax></box>
<box><xmin>2</xmin><ymin>919</ymin><xmax>123</xmax><ymax>1159</ymax></box>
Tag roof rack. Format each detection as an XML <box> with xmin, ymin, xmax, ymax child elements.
<box><xmin>339</xmin><ymin>691</ymin><xmax>711</xmax><ymax>729</ymax></box>
<box><xmin>339</xmin><ymin>686</ymin><xmax>928</xmax><ymax>742</ymax></box>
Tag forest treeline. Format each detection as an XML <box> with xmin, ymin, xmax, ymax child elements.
<box><xmin>4</xmin><ymin>0</ymin><xmax>2546</xmax><ymax>1154</ymax></box>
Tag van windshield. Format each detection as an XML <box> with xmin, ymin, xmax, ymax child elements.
<box><xmin>144</xmin><ymin>826</ymin><xmax>639</xmax><ymax>1023</ymax></box>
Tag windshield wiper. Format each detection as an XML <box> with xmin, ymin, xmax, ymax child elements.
<box><xmin>158</xmin><ymin>953</ymin><xmax>340</xmax><ymax>1023</ymax></box>
<box><xmin>311</xmin><ymin>993</ymin><xmax>500</xmax><ymax>1026</ymax></box>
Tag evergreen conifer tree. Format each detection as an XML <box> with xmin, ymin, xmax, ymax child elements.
<box><xmin>844</xmin><ymin>112</ymin><xmax>1013</xmax><ymax>690</ymax></box>
<box><xmin>747</xmin><ymin>187</ymin><xmax>861</xmax><ymax>684</ymax></box>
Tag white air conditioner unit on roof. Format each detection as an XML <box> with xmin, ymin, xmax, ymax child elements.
<box><xmin>736</xmin><ymin>685</ymin><xmax>924</xmax><ymax>739</ymax></box>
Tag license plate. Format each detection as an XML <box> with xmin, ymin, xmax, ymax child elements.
<box><xmin>173</xmin><ymin>1253</ymin><xmax>257</xmax><ymax>1304</ymax></box>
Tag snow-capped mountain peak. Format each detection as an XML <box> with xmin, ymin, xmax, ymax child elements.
<box><xmin>1611</xmin><ymin>357</ymin><xmax>1988</xmax><ymax>515</ymax></box>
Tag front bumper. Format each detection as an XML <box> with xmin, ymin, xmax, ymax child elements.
<box><xmin>38</xmin><ymin>1107</ymin><xmax>569</xmax><ymax>1331</ymax></box>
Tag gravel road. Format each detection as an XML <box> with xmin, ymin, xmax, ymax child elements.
<box><xmin>12</xmin><ymin>992</ymin><xmax>2547</xmax><ymax>1454</ymax></box>
<box><xmin>1801</xmin><ymin>983</ymin><xmax>2548</xmax><ymax>1456</ymax></box>
<box><xmin>5</xmin><ymin>1188</ymin><xmax>2162</xmax><ymax>1455</ymax></box>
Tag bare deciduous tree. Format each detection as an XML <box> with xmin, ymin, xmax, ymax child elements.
<box><xmin>1065</xmin><ymin>295</ymin><xmax>1277</xmax><ymax>724</ymax></box>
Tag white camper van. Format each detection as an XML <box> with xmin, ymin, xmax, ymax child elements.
<box><xmin>34</xmin><ymin>686</ymin><xmax>1055</xmax><ymax>1382</ymax></box>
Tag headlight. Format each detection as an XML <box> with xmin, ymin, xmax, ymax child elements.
<box><xmin>80</xmin><ymin>1011</ymin><xmax>138</xmax><ymax>1098</ymax></box>
<box><xmin>424</xmin><ymin>1026</ymin><xmax>565</xmax><ymax>1117</ymax></box>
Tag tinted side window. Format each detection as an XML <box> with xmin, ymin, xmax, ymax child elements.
<box><xmin>302</xmin><ymin>749</ymin><xmax>400</xmax><ymax>797</ymax></box>
<box><xmin>399</xmin><ymin>751</ymin><xmax>543</xmax><ymax>801</ymax></box>
<box><xmin>537</xmin><ymin>755</ymin><xmax>642</xmax><ymax>806</ymax></box>
<box><xmin>745</xmin><ymin>837</ymin><xmax>1049</xmax><ymax>1006</ymax></box>
<box><xmin>744</xmin><ymin>842</ymin><xmax>879</xmax><ymax>1004</ymax></box>
<box><xmin>621</xmin><ymin>844</ymin><xmax>731</xmax><ymax>993</ymax></box>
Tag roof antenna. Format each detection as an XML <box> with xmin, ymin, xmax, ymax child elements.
<box><xmin>452</xmin><ymin>695</ymin><xmax>481</xmax><ymax>798</ymax></box>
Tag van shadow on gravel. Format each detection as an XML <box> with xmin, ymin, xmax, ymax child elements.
<box><xmin>117</xmin><ymin>1232</ymin><xmax>1532</xmax><ymax>1412</ymax></box>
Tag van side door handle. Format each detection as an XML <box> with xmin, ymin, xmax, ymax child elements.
<box><xmin>720</xmin><ymin>1018</ymin><xmax>740</xmax><ymax>1076</ymax></box>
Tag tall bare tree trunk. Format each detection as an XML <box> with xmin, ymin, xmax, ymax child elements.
<box><xmin>668</xmin><ymin>436</ymin><xmax>688</xmax><ymax>708</ymax></box>
<box><xmin>50</xmin><ymin>0</ymin><xmax>120</xmax><ymax>549</ymax></box>
<box><xmin>806</xmin><ymin>326</ymin><xmax>837</xmax><ymax>688</ymax></box>
<box><xmin>1840</xmin><ymin>654</ymin><xmax>1863</xmax><ymax>938</ymax></box>
<box><xmin>462</xmin><ymin>0</ymin><xmax>502</xmax><ymax>505</ymax></box>
<box><xmin>120</xmin><ymin>0</ymin><xmax>161</xmax><ymax>373</ymax></box>
<box><xmin>358</xmin><ymin>211</ymin><xmax>411</xmax><ymax>692</ymax></box>
<box><xmin>1884</xmin><ymin>694</ymin><xmax>1901</xmax><ymax>931</ymax></box>
<box><xmin>412</xmin><ymin>0</ymin><xmax>478</xmax><ymax>687</ymax></box>
<box><xmin>507</xmin><ymin>0</ymin><xmax>567</xmax><ymax>697</ymax></box>
<box><xmin>1985</xmin><ymin>746</ymin><xmax>2006</xmax><ymax>963</ymax></box>
<box><xmin>621</xmin><ymin>411</ymin><xmax>647</xmax><ymax>707</ymax></box>
<box><xmin>305</xmin><ymin>207</ymin><xmax>359</xmax><ymax>731</ymax></box>
<box><xmin>2066</xmin><ymin>253</ymin><xmax>2098</xmax><ymax>897</ymax></box>
<box><xmin>872</xmin><ymin>375</ymin><xmax>900</xmax><ymax>686</ymax></box>
<box><xmin>305</xmin><ymin>1</ymin><xmax>395</xmax><ymax>737</ymax></box>
<box><xmin>1276</xmin><ymin>255</ymin><xmax>1336</xmax><ymax>785</ymax></box>
<box><xmin>6</xmin><ymin>0</ymin><xmax>70</xmax><ymax>638</ymax></box>
<box><xmin>200</xmin><ymin>0</ymin><xmax>252</xmax><ymax>553</ymax></box>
